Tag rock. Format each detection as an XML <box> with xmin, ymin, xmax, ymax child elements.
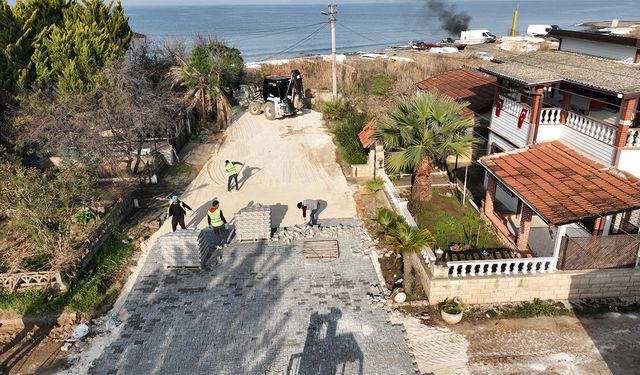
<box><xmin>394</xmin><ymin>292</ymin><xmax>407</xmax><ymax>303</ymax></box>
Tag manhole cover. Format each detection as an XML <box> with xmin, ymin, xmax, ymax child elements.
<box><xmin>303</xmin><ymin>240</ymin><xmax>339</xmax><ymax>259</ymax></box>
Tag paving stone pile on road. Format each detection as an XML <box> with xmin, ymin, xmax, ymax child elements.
<box><xmin>88</xmin><ymin>235</ymin><xmax>417</xmax><ymax>374</ymax></box>
<box><xmin>158</xmin><ymin>229</ymin><xmax>214</xmax><ymax>269</ymax></box>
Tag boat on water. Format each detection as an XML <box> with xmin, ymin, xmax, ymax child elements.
<box><xmin>409</xmin><ymin>40</ymin><xmax>467</xmax><ymax>51</ymax></box>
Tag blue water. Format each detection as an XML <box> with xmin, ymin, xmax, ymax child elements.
<box><xmin>124</xmin><ymin>0</ymin><xmax>640</xmax><ymax>62</ymax></box>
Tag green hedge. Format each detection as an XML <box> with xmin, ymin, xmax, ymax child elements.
<box><xmin>333</xmin><ymin>110</ymin><xmax>369</xmax><ymax>165</ymax></box>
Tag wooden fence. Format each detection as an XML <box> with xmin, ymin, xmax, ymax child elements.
<box><xmin>558</xmin><ymin>234</ymin><xmax>640</xmax><ymax>270</ymax></box>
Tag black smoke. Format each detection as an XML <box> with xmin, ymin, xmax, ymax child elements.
<box><xmin>427</xmin><ymin>0</ymin><xmax>471</xmax><ymax>36</ymax></box>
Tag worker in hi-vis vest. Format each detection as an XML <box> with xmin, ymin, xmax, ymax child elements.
<box><xmin>166</xmin><ymin>195</ymin><xmax>192</xmax><ymax>232</ymax></box>
<box><xmin>224</xmin><ymin>160</ymin><xmax>244</xmax><ymax>192</ymax></box>
<box><xmin>207</xmin><ymin>200</ymin><xmax>228</xmax><ymax>249</ymax></box>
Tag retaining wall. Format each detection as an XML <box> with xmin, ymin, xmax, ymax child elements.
<box><xmin>426</xmin><ymin>266</ymin><xmax>640</xmax><ymax>305</ymax></box>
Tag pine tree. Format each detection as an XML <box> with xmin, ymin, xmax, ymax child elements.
<box><xmin>30</xmin><ymin>0</ymin><xmax>131</xmax><ymax>94</ymax></box>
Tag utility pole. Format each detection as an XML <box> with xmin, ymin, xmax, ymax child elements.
<box><xmin>322</xmin><ymin>4</ymin><xmax>338</xmax><ymax>99</ymax></box>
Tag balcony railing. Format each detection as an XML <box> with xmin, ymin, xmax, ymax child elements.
<box><xmin>626</xmin><ymin>128</ymin><xmax>640</xmax><ymax>147</ymax></box>
<box><xmin>539</xmin><ymin>108</ymin><xmax>618</xmax><ymax>146</ymax></box>
<box><xmin>566</xmin><ymin>112</ymin><xmax>616</xmax><ymax>146</ymax></box>
<box><xmin>447</xmin><ymin>257</ymin><xmax>558</xmax><ymax>277</ymax></box>
<box><xmin>539</xmin><ymin>107</ymin><xmax>562</xmax><ymax>125</ymax></box>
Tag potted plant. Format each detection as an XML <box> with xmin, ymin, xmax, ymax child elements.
<box><xmin>439</xmin><ymin>297</ymin><xmax>464</xmax><ymax>324</ymax></box>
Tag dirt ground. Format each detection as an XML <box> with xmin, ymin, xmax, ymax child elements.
<box><xmin>458</xmin><ymin>312</ymin><xmax>640</xmax><ymax>375</ymax></box>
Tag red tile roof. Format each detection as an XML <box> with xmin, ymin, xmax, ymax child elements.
<box><xmin>358</xmin><ymin>118</ymin><xmax>377</xmax><ymax>148</ymax></box>
<box><xmin>415</xmin><ymin>69</ymin><xmax>497</xmax><ymax>114</ymax></box>
<box><xmin>479</xmin><ymin>141</ymin><xmax>640</xmax><ymax>225</ymax></box>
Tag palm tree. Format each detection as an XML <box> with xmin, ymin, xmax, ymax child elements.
<box><xmin>375</xmin><ymin>92</ymin><xmax>476</xmax><ymax>205</ymax></box>
<box><xmin>169</xmin><ymin>37</ymin><xmax>244</xmax><ymax>130</ymax></box>
<box><xmin>385</xmin><ymin>221</ymin><xmax>436</xmax><ymax>294</ymax></box>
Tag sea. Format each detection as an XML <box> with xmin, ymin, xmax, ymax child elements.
<box><xmin>124</xmin><ymin>0</ymin><xmax>640</xmax><ymax>62</ymax></box>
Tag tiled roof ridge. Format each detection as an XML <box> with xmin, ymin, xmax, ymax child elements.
<box><xmin>482</xmin><ymin>140</ymin><xmax>640</xmax><ymax>185</ymax></box>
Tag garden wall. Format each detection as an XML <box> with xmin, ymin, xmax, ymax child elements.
<box><xmin>425</xmin><ymin>266</ymin><xmax>640</xmax><ymax>305</ymax></box>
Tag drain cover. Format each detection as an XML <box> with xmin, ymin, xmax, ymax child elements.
<box><xmin>303</xmin><ymin>240</ymin><xmax>339</xmax><ymax>259</ymax></box>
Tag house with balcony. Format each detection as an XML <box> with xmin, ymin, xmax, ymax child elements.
<box><xmin>471</xmin><ymin>29</ymin><xmax>640</xmax><ymax>273</ymax></box>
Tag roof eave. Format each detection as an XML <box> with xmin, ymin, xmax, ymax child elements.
<box><xmin>477</xmin><ymin>66</ymin><xmax>560</xmax><ymax>87</ymax></box>
<box><xmin>478</xmin><ymin>159</ymin><xmax>554</xmax><ymax>225</ymax></box>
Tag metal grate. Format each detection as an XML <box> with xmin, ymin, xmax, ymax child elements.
<box><xmin>303</xmin><ymin>240</ymin><xmax>339</xmax><ymax>259</ymax></box>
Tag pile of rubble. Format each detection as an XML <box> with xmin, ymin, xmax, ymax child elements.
<box><xmin>272</xmin><ymin>222</ymin><xmax>380</xmax><ymax>256</ymax></box>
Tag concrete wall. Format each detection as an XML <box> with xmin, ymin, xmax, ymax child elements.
<box><xmin>425</xmin><ymin>267</ymin><xmax>640</xmax><ymax>305</ymax></box>
<box><xmin>560</xmin><ymin>37</ymin><xmax>637</xmax><ymax>63</ymax></box>
<box><xmin>618</xmin><ymin>149</ymin><xmax>640</xmax><ymax>178</ymax></box>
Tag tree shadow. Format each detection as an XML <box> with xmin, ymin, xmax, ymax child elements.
<box><xmin>287</xmin><ymin>307</ymin><xmax>364</xmax><ymax>375</ymax></box>
<box><xmin>88</xmin><ymin>232</ymin><xmax>297</xmax><ymax>374</ymax></box>
<box><xmin>238</xmin><ymin>165</ymin><xmax>262</xmax><ymax>190</ymax></box>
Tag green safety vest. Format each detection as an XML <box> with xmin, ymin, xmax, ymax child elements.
<box><xmin>225</xmin><ymin>162</ymin><xmax>238</xmax><ymax>176</ymax></box>
<box><xmin>208</xmin><ymin>209</ymin><xmax>224</xmax><ymax>227</ymax></box>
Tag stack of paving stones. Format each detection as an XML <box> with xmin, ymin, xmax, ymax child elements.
<box><xmin>272</xmin><ymin>220</ymin><xmax>379</xmax><ymax>257</ymax></box>
<box><xmin>157</xmin><ymin>228</ymin><xmax>214</xmax><ymax>269</ymax></box>
<box><xmin>234</xmin><ymin>205</ymin><xmax>272</xmax><ymax>242</ymax></box>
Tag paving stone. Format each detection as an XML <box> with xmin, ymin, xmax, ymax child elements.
<box><xmin>88</xmin><ymin>234</ymin><xmax>414</xmax><ymax>374</ymax></box>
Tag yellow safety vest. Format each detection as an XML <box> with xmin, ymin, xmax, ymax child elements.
<box><xmin>208</xmin><ymin>209</ymin><xmax>224</xmax><ymax>227</ymax></box>
<box><xmin>225</xmin><ymin>162</ymin><xmax>238</xmax><ymax>176</ymax></box>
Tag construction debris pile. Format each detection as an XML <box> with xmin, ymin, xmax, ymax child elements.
<box><xmin>367</xmin><ymin>282</ymin><xmax>389</xmax><ymax>309</ymax></box>
<box><xmin>272</xmin><ymin>222</ymin><xmax>379</xmax><ymax>256</ymax></box>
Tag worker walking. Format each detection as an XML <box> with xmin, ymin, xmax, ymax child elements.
<box><xmin>225</xmin><ymin>160</ymin><xmax>244</xmax><ymax>192</ymax></box>
<box><xmin>297</xmin><ymin>199</ymin><xmax>321</xmax><ymax>226</ymax></box>
<box><xmin>166</xmin><ymin>195</ymin><xmax>192</xmax><ymax>232</ymax></box>
<box><xmin>207</xmin><ymin>200</ymin><xmax>228</xmax><ymax>249</ymax></box>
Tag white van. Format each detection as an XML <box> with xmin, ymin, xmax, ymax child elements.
<box><xmin>456</xmin><ymin>30</ymin><xmax>497</xmax><ymax>45</ymax></box>
<box><xmin>527</xmin><ymin>24</ymin><xmax>559</xmax><ymax>36</ymax></box>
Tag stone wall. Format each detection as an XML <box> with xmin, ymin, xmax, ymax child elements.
<box><xmin>426</xmin><ymin>266</ymin><xmax>640</xmax><ymax>305</ymax></box>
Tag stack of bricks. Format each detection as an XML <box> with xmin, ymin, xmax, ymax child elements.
<box><xmin>158</xmin><ymin>228</ymin><xmax>214</xmax><ymax>269</ymax></box>
<box><xmin>234</xmin><ymin>205</ymin><xmax>272</xmax><ymax>242</ymax></box>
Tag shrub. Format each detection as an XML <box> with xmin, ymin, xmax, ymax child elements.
<box><xmin>333</xmin><ymin>110</ymin><xmax>369</xmax><ymax>164</ymax></box>
<box><xmin>368</xmin><ymin>74</ymin><xmax>392</xmax><ymax>96</ymax></box>
<box><xmin>439</xmin><ymin>297</ymin><xmax>464</xmax><ymax>314</ymax></box>
<box><xmin>320</xmin><ymin>98</ymin><xmax>351</xmax><ymax>121</ymax></box>
<box><xmin>373</xmin><ymin>208</ymin><xmax>402</xmax><ymax>229</ymax></box>
<box><xmin>365</xmin><ymin>177</ymin><xmax>384</xmax><ymax>193</ymax></box>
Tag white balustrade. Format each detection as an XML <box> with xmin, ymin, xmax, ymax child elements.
<box><xmin>539</xmin><ymin>108</ymin><xmax>562</xmax><ymax>125</ymax></box>
<box><xmin>626</xmin><ymin>128</ymin><xmax>640</xmax><ymax>147</ymax></box>
<box><xmin>447</xmin><ymin>257</ymin><xmax>558</xmax><ymax>277</ymax></box>
<box><xmin>566</xmin><ymin>112</ymin><xmax>616</xmax><ymax>146</ymax></box>
<box><xmin>500</xmin><ymin>96</ymin><xmax>531</xmax><ymax>122</ymax></box>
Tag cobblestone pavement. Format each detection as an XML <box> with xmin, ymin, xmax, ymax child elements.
<box><xmin>87</xmin><ymin>237</ymin><xmax>416</xmax><ymax>375</ymax></box>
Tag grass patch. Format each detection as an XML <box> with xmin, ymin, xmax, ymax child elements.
<box><xmin>0</xmin><ymin>232</ymin><xmax>134</xmax><ymax>318</ymax></box>
<box><xmin>412</xmin><ymin>189</ymin><xmax>502</xmax><ymax>250</ymax></box>
<box><xmin>365</xmin><ymin>74</ymin><xmax>393</xmax><ymax>96</ymax></box>
<box><xmin>505</xmin><ymin>298</ymin><xmax>572</xmax><ymax>318</ymax></box>
<box><xmin>169</xmin><ymin>161</ymin><xmax>193</xmax><ymax>174</ymax></box>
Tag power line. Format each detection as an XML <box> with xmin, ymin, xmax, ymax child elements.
<box><xmin>232</xmin><ymin>22</ymin><xmax>328</xmax><ymax>43</ymax></box>
<box><xmin>263</xmin><ymin>23</ymin><xmax>329</xmax><ymax>61</ymax></box>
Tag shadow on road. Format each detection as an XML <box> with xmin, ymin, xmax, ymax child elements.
<box><xmin>89</xmin><ymin>238</ymin><xmax>296</xmax><ymax>374</ymax></box>
<box><xmin>287</xmin><ymin>307</ymin><xmax>363</xmax><ymax>375</ymax></box>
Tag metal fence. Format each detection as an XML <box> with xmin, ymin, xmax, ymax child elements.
<box><xmin>558</xmin><ymin>234</ymin><xmax>640</xmax><ymax>270</ymax></box>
